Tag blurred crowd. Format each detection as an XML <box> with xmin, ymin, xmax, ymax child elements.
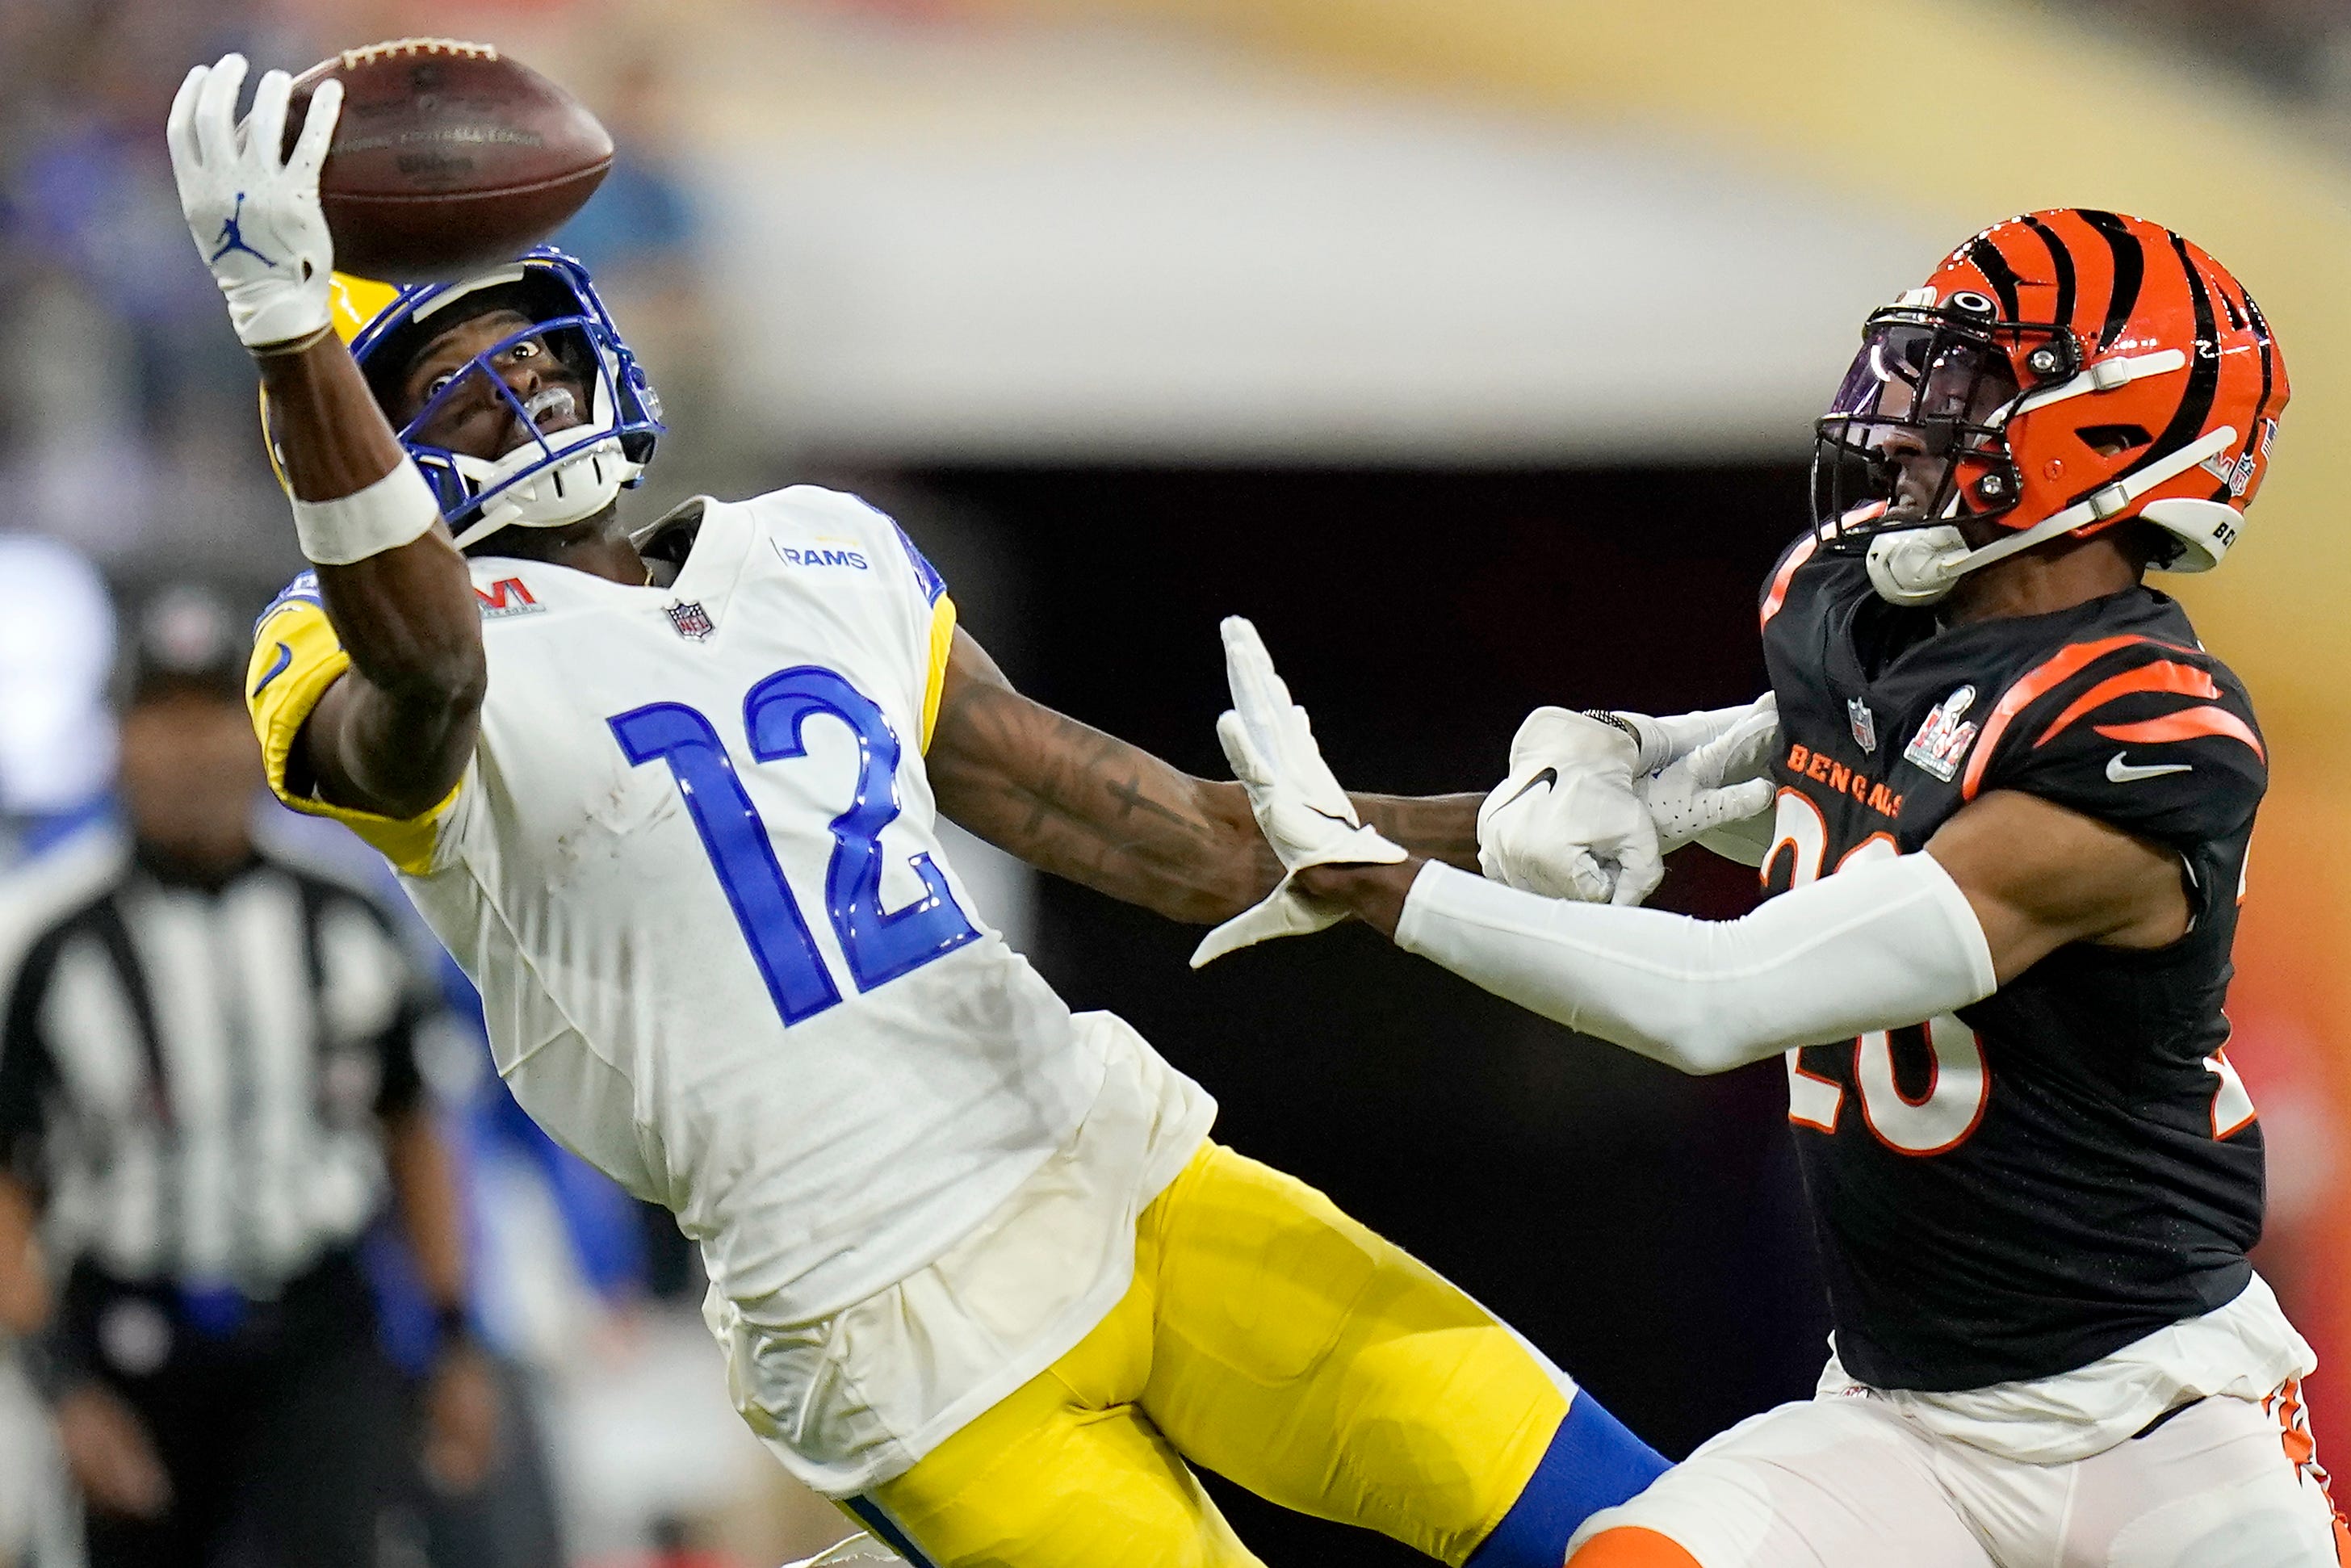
<box><xmin>0</xmin><ymin>2</ymin><xmax>839</xmax><ymax>1566</ymax></box>
<box><xmin>0</xmin><ymin>1</ymin><xmax>300</xmax><ymax>578</ymax></box>
<box><xmin>2068</xmin><ymin>0</ymin><xmax>2351</xmax><ymax>105</ymax></box>
<box><xmin>0</xmin><ymin>0</ymin><xmax>723</xmax><ymax>581</ymax></box>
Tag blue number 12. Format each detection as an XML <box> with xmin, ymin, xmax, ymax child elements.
<box><xmin>608</xmin><ymin>667</ymin><xmax>978</xmax><ymax>1025</ymax></box>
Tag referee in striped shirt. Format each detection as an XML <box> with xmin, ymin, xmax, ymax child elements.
<box><xmin>0</xmin><ymin>586</ymin><xmax>496</xmax><ymax>1568</ymax></box>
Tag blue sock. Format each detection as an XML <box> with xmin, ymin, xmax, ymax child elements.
<box><xmin>1462</xmin><ymin>1390</ymin><xmax>1670</xmax><ymax>1568</ymax></box>
<box><xmin>841</xmin><ymin>1497</ymin><xmax>940</xmax><ymax>1568</ymax></box>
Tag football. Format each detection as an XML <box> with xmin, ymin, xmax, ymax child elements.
<box><xmin>286</xmin><ymin>39</ymin><xmax>613</xmax><ymax>283</ymax></box>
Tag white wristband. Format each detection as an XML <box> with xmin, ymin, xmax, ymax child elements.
<box><xmin>291</xmin><ymin>460</ymin><xmax>441</xmax><ymax>566</ymax></box>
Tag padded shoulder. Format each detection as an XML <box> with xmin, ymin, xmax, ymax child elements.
<box><xmin>248</xmin><ymin>580</ymin><xmax>463</xmax><ymax>878</ymax></box>
<box><xmin>757</xmin><ymin>484</ymin><xmax>949</xmax><ymax>606</ymax></box>
<box><xmin>749</xmin><ymin>487</ymin><xmax>958</xmax><ymax>745</ymax></box>
<box><xmin>1963</xmin><ymin>635</ymin><xmax>2264</xmax><ymax>849</ymax></box>
<box><xmin>1758</xmin><ymin>529</ymin><xmax>1825</xmax><ymax>632</ymax></box>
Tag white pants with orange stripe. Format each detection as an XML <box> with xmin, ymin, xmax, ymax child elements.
<box><xmin>1569</xmin><ymin>1383</ymin><xmax>2349</xmax><ymax>1568</ymax></box>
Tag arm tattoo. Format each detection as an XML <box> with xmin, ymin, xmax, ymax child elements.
<box><xmin>928</xmin><ymin>651</ymin><xmax>1270</xmax><ymax>924</ymax></box>
<box><xmin>926</xmin><ymin>630</ymin><xmax>1485</xmax><ymax>921</ymax></box>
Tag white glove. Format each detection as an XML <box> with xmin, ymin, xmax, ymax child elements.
<box><xmin>1611</xmin><ymin>701</ymin><xmax>1754</xmax><ymax>776</ymax></box>
<box><xmin>1481</xmin><ymin>696</ymin><xmax>1785</xmax><ymax>905</ymax></box>
<box><xmin>166</xmin><ymin>53</ymin><xmax>343</xmax><ymax>349</ymax></box>
<box><xmin>1477</xmin><ymin>708</ymin><xmax>1661</xmax><ymax>907</ymax></box>
<box><xmin>1636</xmin><ymin>696</ymin><xmax>1779</xmax><ymax>855</ymax></box>
<box><xmin>1192</xmin><ymin>617</ymin><xmax>1405</xmax><ymax>968</ymax></box>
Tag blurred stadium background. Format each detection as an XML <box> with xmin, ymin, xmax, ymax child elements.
<box><xmin>2</xmin><ymin>0</ymin><xmax>2349</xmax><ymax>1564</ymax></box>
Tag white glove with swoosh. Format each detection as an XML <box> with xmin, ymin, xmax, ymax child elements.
<box><xmin>1191</xmin><ymin>618</ymin><xmax>1405</xmax><ymax>968</ymax></box>
<box><xmin>1477</xmin><ymin>708</ymin><xmax>1660</xmax><ymax>906</ymax></box>
<box><xmin>166</xmin><ymin>53</ymin><xmax>344</xmax><ymax>350</ymax></box>
<box><xmin>1478</xmin><ymin>695</ymin><xmax>1781</xmax><ymax>905</ymax></box>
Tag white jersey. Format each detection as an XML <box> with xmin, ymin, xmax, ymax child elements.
<box><xmin>249</xmin><ymin>485</ymin><xmax>1187</xmax><ymax>1326</ymax></box>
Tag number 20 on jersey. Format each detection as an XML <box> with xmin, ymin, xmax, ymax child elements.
<box><xmin>1766</xmin><ymin>789</ymin><xmax>2255</xmax><ymax>1155</ymax></box>
<box><xmin>1768</xmin><ymin>789</ymin><xmax>1990</xmax><ymax>1156</ymax></box>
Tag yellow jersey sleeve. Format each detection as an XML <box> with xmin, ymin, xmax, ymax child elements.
<box><xmin>246</xmin><ymin>580</ymin><xmax>461</xmax><ymax>877</ymax></box>
<box><xmin>920</xmin><ymin>593</ymin><xmax>957</xmax><ymax>753</ymax></box>
<box><xmin>874</xmin><ymin>509</ymin><xmax>956</xmax><ymax>753</ymax></box>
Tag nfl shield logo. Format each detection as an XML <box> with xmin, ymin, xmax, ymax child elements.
<box><xmin>1848</xmin><ymin>698</ymin><xmax>1878</xmax><ymax>754</ymax></box>
<box><xmin>665</xmin><ymin>600</ymin><xmax>715</xmax><ymax>641</ymax></box>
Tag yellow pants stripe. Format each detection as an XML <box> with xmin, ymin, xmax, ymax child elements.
<box><xmin>859</xmin><ymin>1141</ymin><xmax>1570</xmax><ymax>1568</ymax></box>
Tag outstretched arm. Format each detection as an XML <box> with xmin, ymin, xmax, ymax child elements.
<box><xmin>1476</xmin><ymin>698</ymin><xmax>1781</xmax><ymax>907</ymax></box>
<box><xmin>1203</xmin><ymin>616</ymin><xmax>2187</xmax><ymax>1071</ymax></box>
<box><xmin>1291</xmin><ymin>788</ymin><xmax>2180</xmax><ymax>1073</ymax></box>
<box><xmin>1305</xmin><ymin>787</ymin><xmax>2183</xmax><ymax>969</ymax></box>
<box><xmin>925</xmin><ymin>629</ymin><xmax>1480</xmax><ymax>924</ymax></box>
<box><xmin>170</xmin><ymin>54</ymin><xmax>482</xmax><ymax>820</ymax></box>
<box><xmin>264</xmin><ymin>340</ymin><xmax>486</xmax><ymax>819</ymax></box>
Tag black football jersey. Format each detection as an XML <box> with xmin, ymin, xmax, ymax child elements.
<box><xmin>1757</xmin><ymin>533</ymin><xmax>2266</xmax><ymax>1392</ymax></box>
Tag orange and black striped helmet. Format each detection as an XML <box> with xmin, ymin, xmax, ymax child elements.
<box><xmin>1814</xmin><ymin>209</ymin><xmax>2286</xmax><ymax>603</ymax></box>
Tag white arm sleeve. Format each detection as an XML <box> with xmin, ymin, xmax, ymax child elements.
<box><xmin>1394</xmin><ymin>854</ymin><xmax>1997</xmax><ymax>1074</ymax></box>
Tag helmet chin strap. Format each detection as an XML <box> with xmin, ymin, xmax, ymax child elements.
<box><xmin>448</xmin><ymin>431</ymin><xmax>631</xmax><ymax>551</ymax></box>
<box><xmin>1865</xmin><ymin>426</ymin><xmax>2237</xmax><ymax>606</ymax></box>
<box><xmin>446</xmin><ymin>367</ymin><xmax>643</xmax><ymax>552</ymax></box>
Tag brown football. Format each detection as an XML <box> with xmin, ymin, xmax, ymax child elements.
<box><xmin>287</xmin><ymin>39</ymin><xmax>613</xmax><ymax>283</ymax></box>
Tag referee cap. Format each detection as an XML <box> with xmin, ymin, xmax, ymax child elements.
<box><xmin>118</xmin><ymin>582</ymin><xmax>249</xmax><ymax>706</ymax></box>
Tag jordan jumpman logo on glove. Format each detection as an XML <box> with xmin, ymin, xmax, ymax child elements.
<box><xmin>207</xmin><ymin>192</ymin><xmax>277</xmax><ymax>266</ymax></box>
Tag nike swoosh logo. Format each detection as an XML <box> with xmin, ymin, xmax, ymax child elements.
<box><xmin>249</xmin><ymin>641</ymin><xmax>293</xmax><ymax>697</ymax></box>
<box><xmin>2106</xmin><ymin>753</ymin><xmax>2193</xmax><ymax>783</ymax></box>
<box><xmin>1496</xmin><ymin>767</ymin><xmax>1560</xmax><ymax>811</ymax></box>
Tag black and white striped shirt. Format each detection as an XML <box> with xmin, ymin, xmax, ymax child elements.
<box><xmin>0</xmin><ymin>832</ymin><xmax>430</xmax><ymax>1291</ymax></box>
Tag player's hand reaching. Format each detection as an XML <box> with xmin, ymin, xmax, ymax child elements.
<box><xmin>166</xmin><ymin>52</ymin><xmax>343</xmax><ymax>350</ymax></box>
<box><xmin>1477</xmin><ymin>709</ymin><xmax>1663</xmax><ymax>906</ymax></box>
<box><xmin>1480</xmin><ymin>698</ymin><xmax>1780</xmax><ymax>905</ymax></box>
<box><xmin>1638</xmin><ymin>696</ymin><xmax>1779</xmax><ymax>861</ymax></box>
<box><xmin>1191</xmin><ymin>617</ymin><xmax>1405</xmax><ymax>968</ymax></box>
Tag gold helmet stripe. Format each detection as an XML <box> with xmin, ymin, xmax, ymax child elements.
<box><xmin>329</xmin><ymin>272</ymin><xmax>402</xmax><ymax>346</ymax></box>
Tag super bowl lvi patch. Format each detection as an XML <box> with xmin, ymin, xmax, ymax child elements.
<box><xmin>1904</xmin><ymin>685</ymin><xmax>1980</xmax><ymax>782</ymax></box>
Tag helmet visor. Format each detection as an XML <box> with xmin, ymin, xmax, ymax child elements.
<box><xmin>392</xmin><ymin>313</ymin><xmax>618</xmax><ymax>525</ymax></box>
<box><xmin>1812</xmin><ymin>313</ymin><xmax>2022</xmax><ymax>543</ymax></box>
<box><xmin>397</xmin><ymin>314</ymin><xmax>602</xmax><ymax>458</ymax></box>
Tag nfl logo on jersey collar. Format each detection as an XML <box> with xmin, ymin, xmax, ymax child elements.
<box><xmin>665</xmin><ymin>600</ymin><xmax>716</xmax><ymax>641</ymax></box>
<box><xmin>1903</xmin><ymin>684</ymin><xmax>1980</xmax><ymax>782</ymax></box>
<box><xmin>1848</xmin><ymin>698</ymin><xmax>1878</xmax><ymax>754</ymax></box>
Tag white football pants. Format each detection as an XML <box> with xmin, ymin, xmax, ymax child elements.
<box><xmin>1570</xmin><ymin>1384</ymin><xmax>2347</xmax><ymax>1568</ymax></box>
